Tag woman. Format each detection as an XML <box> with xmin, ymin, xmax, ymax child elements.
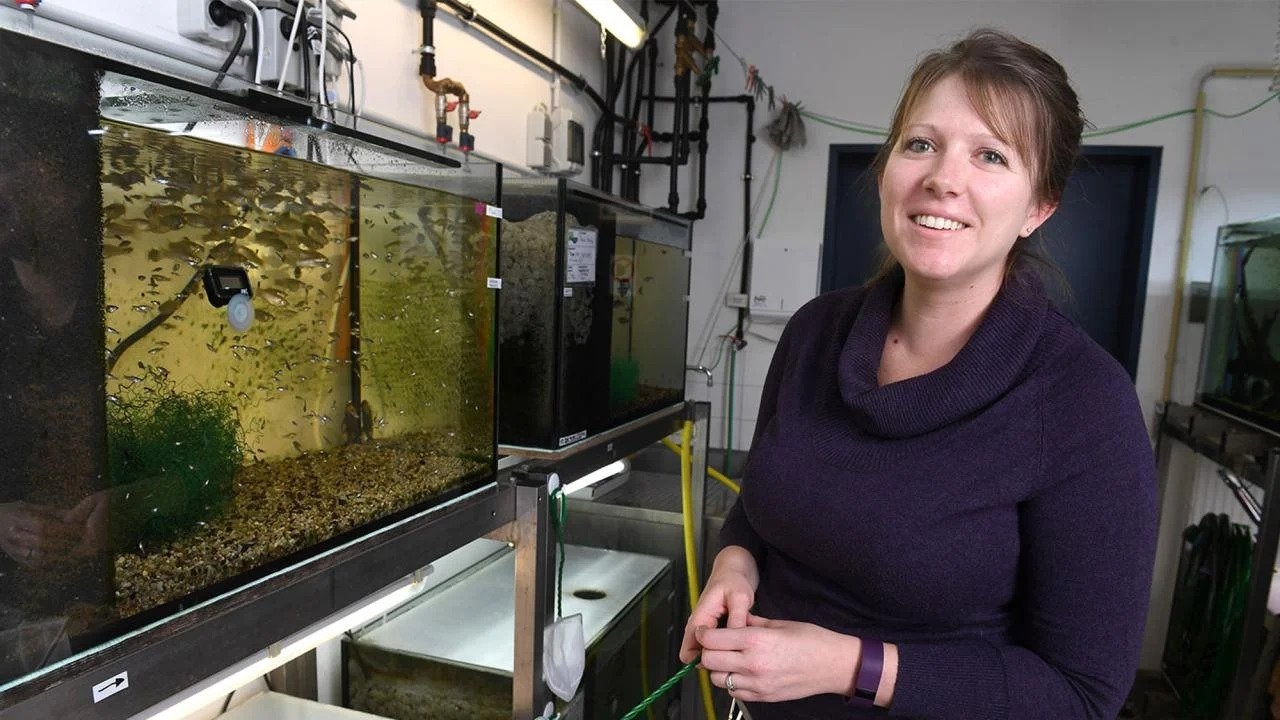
<box><xmin>680</xmin><ymin>29</ymin><xmax>1158</xmax><ymax>719</ymax></box>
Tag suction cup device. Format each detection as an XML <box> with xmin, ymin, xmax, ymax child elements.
<box><xmin>202</xmin><ymin>265</ymin><xmax>255</xmax><ymax>332</ymax></box>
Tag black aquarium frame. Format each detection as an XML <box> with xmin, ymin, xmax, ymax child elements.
<box><xmin>498</xmin><ymin>178</ymin><xmax>693</xmax><ymax>453</ymax></box>
<box><xmin>0</xmin><ymin>20</ymin><xmax>510</xmax><ymax>720</ymax></box>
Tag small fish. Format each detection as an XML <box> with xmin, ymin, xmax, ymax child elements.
<box><xmin>258</xmin><ymin>288</ymin><xmax>288</xmax><ymax>306</ymax></box>
<box><xmin>270</xmin><ymin>277</ymin><xmax>307</xmax><ymax>293</ymax></box>
<box><xmin>284</xmin><ymin>248</ymin><xmax>330</xmax><ymax>269</ymax></box>
<box><xmin>103</xmin><ymin>243</ymin><xmax>133</xmax><ymax>258</ymax></box>
<box><xmin>255</xmin><ymin>230</ymin><xmax>288</xmax><ymax>254</ymax></box>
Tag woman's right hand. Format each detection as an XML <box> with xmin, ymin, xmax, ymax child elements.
<box><xmin>679</xmin><ymin>545</ymin><xmax>760</xmax><ymax>663</ymax></box>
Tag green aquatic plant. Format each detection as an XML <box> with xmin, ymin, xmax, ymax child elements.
<box><xmin>106</xmin><ymin>382</ymin><xmax>243</xmax><ymax>549</ymax></box>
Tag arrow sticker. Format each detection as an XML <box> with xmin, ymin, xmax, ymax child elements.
<box><xmin>92</xmin><ymin>672</ymin><xmax>129</xmax><ymax>703</ymax></box>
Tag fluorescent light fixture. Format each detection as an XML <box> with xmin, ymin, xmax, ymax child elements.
<box><xmin>563</xmin><ymin>459</ymin><xmax>628</xmax><ymax>496</ymax></box>
<box><xmin>135</xmin><ymin>568</ymin><xmax>431</xmax><ymax>720</ymax></box>
<box><xmin>571</xmin><ymin>0</ymin><xmax>646</xmax><ymax>49</ymax></box>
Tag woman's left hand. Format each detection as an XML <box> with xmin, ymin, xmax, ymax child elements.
<box><xmin>694</xmin><ymin>614</ymin><xmax>861</xmax><ymax>703</ymax></box>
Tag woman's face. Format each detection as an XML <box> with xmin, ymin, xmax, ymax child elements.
<box><xmin>878</xmin><ymin>74</ymin><xmax>1054</xmax><ymax>291</ymax></box>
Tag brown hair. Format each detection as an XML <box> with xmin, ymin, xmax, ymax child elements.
<box><xmin>870</xmin><ymin>28</ymin><xmax>1087</xmax><ymax>282</ymax></box>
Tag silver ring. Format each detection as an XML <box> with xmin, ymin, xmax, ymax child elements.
<box><xmin>725</xmin><ymin>672</ymin><xmax>736</xmax><ymax>693</ymax></box>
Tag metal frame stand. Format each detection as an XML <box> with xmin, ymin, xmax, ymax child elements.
<box><xmin>502</xmin><ymin>402</ymin><xmax>710</xmax><ymax>720</ymax></box>
<box><xmin>1156</xmin><ymin>402</ymin><xmax>1280</xmax><ymax>719</ymax></box>
<box><xmin>505</xmin><ymin>470</ymin><xmax>555</xmax><ymax>720</ymax></box>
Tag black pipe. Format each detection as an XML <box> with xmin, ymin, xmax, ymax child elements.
<box><xmin>648</xmin><ymin>94</ymin><xmax>753</xmax><ymax>103</ymax></box>
<box><xmin>652</xmin><ymin>130</ymin><xmax>703</xmax><ymax>142</ymax></box>
<box><xmin>688</xmin><ymin>1</ymin><xmax>717</xmax><ymax>217</ymax></box>
<box><xmin>601</xmin><ymin>36</ymin><xmax>618</xmax><ymax>193</ymax></box>
<box><xmin>613</xmin><ymin>154</ymin><xmax>686</xmax><ymax>164</ymax></box>
<box><xmin>645</xmin><ymin>27</ymin><xmax>657</xmax><ymax>153</ymax></box>
<box><xmin>435</xmin><ymin>0</ymin><xmax>609</xmax><ymax>113</ymax></box>
<box><xmin>737</xmin><ymin>97</ymin><xmax>755</xmax><ymax>338</ymax></box>
<box><xmin>620</xmin><ymin>30</ymin><xmax>635</xmax><ymax>198</ymax></box>
<box><xmin>418</xmin><ymin>0</ymin><xmax>437</xmax><ymax>77</ymax></box>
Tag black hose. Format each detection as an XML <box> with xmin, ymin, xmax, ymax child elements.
<box><xmin>211</xmin><ymin>18</ymin><xmax>248</xmax><ymax>91</ymax></box>
<box><xmin>435</xmin><ymin>0</ymin><xmax>608</xmax><ymax>112</ymax></box>
<box><xmin>182</xmin><ymin>17</ymin><xmax>247</xmax><ymax>134</ymax></box>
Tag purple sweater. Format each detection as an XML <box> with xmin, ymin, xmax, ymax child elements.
<box><xmin>721</xmin><ymin>269</ymin><xmax>1158</xmax><ymax>719</ymax></box>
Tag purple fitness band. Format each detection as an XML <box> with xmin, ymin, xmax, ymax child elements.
<box><xmin>850</xmin><ymin>639</ymin><xmax>884</xmax><ymax>707</ymax></box>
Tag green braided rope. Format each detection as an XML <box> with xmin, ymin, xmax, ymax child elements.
<box><xmin>617</xmin><ymin>660</ymin><xmax>701</xmax><ymax>720</ymax></box>
<box><xmin>550</xmin><ymin>487</ymin><xmax>566</xmax><ymax>619</ymax></box>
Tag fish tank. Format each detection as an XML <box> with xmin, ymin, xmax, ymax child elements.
<box><xmin>499</xmin><ymin>179</ymin><xmax>691</xmax><ymax>452</ymax></box>
<box><xmin>1197</xmin><ymin>216</ymin><xmax>1280</xmax><ymax>434</ymax></box>
<box><xmin>344</xmin><ymin>541</ymin><xmax>676</xmax><ymax>720</ymax></box>
<box><xmin>0</xmin><ymin>27</ymin><xmax>500</xmax><ymax>710</ymax></box>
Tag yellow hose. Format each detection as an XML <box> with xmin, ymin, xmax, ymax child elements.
<box><xmin>661</xmin><ymin>438</ymin><xmax>741</xmax><ymax>494</ymax></box>
<box><xmin>677</xmin><ymin>421</ymin><xmax>718</xmax><ymax>720</ymax></box>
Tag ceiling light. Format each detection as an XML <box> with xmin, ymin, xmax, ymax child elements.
<box><xmin>571</xmin><ymin>0</ymin><xmax>646</xmax><ymax>49</ymax></box>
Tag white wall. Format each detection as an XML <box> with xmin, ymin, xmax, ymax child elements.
<box><xmin>343</xmin><ymin>0</ymin><xmax>607</xmax><ymax>170</ymax></box>
<box><xmin>681</xmin><ymin>0</ymin><xmax>1280</xmax><ymax>455</ymax></box>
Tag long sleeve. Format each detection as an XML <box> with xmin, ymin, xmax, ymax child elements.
<box><xmin>888</xmin><ymin>350</ymin><xmax>1159</xmax><ymax>720</ymax></box>
<box><xmin>718</xmin><ymin>318</ymin><xmax>796</xmax><ymax>562</ymax></box>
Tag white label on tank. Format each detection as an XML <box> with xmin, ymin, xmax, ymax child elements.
<box><xmin>566</xmin><ymin>228</ymin><xmax>597</xmax><ymax>283</ymax></box>
<box><xmin>487</xmin><ymin>277</ymin><xmax>502</xmax><ymax>289</ymax></box>
<box><xmin>563</xmin><ymin>287</ymin><xmax>573</xmax><ymax>297</ymax></box>
<box><xmin>559</xmin><ymin>430</ymin><xmax>587</xmax><ymax>447</ymax></box>
<box><xmin>485</xmin><ymin>204</ymin><xmax>503</xmax><ymax>219</ymax></box>
<box><xmin>92</xmin><ymin>672</ymin><xmax>129</xmax><ymax>703</ymax></box>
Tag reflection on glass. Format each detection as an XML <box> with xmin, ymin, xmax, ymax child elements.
<box><xmin>0</xmin><ymin>34</ymin><xmax>495</xmax><ymax>691</ymax></box>
<box><xmin>1198</xmin><ymin>217</ymin><xmax>1280</xmax><ymax>433</ymax></box>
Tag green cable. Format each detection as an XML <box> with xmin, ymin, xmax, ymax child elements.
<box><xmin>1084</xmin><ymin>108</ymin><xmax>1194</xmax><ymax>138</ymax></box>
<box><xmin>550</xmin><ymin>487</ymin><xmax>566</xmax><ymax>619</ymax></box>
<box><xmin>799</xmin><ymin>92</ymin><xmax>1279</xmax><ymax>141</ymax></box>
<box><xmin>1206</xmin><ymin>91</ymin><xmax>1280</xmax><ymax>119</ymax></box>
<box><xmin>800</xmin><ymin>110</ymin><xmax>890</xmax><ymax>137</ymax></box>
<box><xmin>757</xmin><ymin>152</ymin><xmax>783</xmax><ymax>238</ymax></box>
<box><xmin>618</xmin><ymin>660</ymin><xmax>701</xmax><ymax>720</ymax></box>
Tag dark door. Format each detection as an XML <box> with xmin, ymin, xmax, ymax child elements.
<box><xmin>820</xmin><ymin>144</ymin><xmax>1160</xmax><ymax>379</ymax></box>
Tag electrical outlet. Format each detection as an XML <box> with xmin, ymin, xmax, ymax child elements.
<box><xmin>725</xmin><ymin>293</ymin><xmax>748</xmax><ymax>309</ymax></box>
<box><xmin>177</xmin><ymin>0</ymin><xmax>239</xmax><ymax>48</ymax></box>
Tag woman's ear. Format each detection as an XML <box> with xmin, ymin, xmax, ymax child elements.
<box><xmin>1022</xmin><ymin>201</ymin><xmax>1058</xmax><ymax>237</ymax></box>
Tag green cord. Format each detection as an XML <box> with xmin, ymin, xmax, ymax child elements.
<box><xmin>799</xmin><ymin>92</ymin><xmax>1280</xmax><ymax>141</ymax></box>
<box><xmin>618</xmin><ymin>660</ymin><xmax>701</xmax><ymax>720</ymax></box>
<box><xmin>548</xmin><ymin>489</ymin><xmax>695</xmax><ymax>720</ymax></box>
<box><xmin>757</xmin><ymin>152</ymin><xmax>784</xmax><ymax>238</ymax></box>
<box><xmin>550</xmin><ymin>487</ymin><xmax>566</xmax><ymax>619</ymax></box>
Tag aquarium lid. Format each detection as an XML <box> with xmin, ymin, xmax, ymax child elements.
<box><xmin>353</xmin><ymin>544</ymin><xmax>668</xmax><ymax>674</ymax></box>
<box><xmin>1217</xmin><ymin>215</ymin><xmax>1280</xmax><ymax>246</ymax></box>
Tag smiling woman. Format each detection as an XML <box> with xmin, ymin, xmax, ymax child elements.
<box><xmin>679</xmin><ymin>28</ymin><xmax>1159</xmax><ymax>720</ymax></box>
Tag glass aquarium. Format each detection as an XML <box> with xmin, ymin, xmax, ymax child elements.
<box><xmin>344</xmin><ymin>542</ymin><xmax>675</xmax><ymax>720</ymax></box>
<box><xmin>499</xmin><ymin>179</ymin><xmax>691</xmax><ymax>451</ymax></box>
<box><xmin>0</xmin><ymin>28</ymin><xmax>498</xmax><ymax>697</ymax></box>
<box><xmin>1198</xmin><ymin>216</ymin><xmax>1280</xmax><ymax>434</ymax></box>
